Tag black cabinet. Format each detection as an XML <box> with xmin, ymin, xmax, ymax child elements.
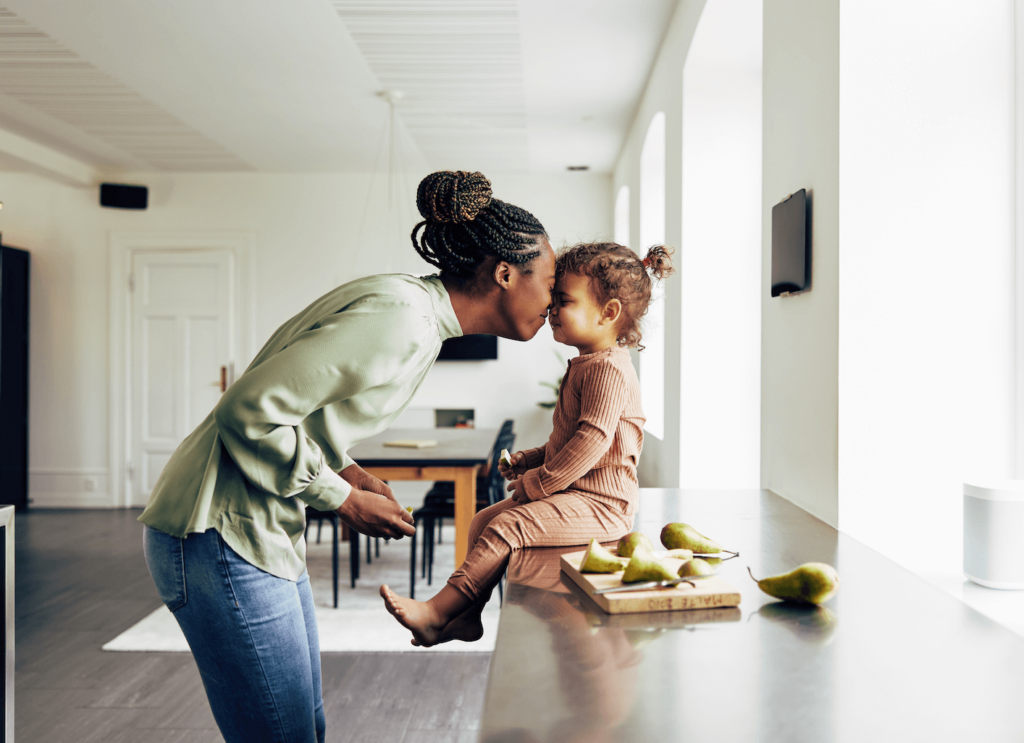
<box><xmin>0</xmin><ymin>245</ymin><xmax>28</xmax><ymax>511</ymax></box>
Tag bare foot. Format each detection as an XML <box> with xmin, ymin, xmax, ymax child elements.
<box><xmin>435</xmin><ymin>605</ymin><xmax>485</xmax><ymax>645</ymax></box>
<box><xmin>379</xmin><ymin>584</ymin><xmax>447</xmax><ymax>647</ymax></box>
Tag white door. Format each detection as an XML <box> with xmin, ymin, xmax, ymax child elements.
<box><xmin>131</xmin><ymin>250</ymin><xmax>234</xmax><ymax>506</ymax></box>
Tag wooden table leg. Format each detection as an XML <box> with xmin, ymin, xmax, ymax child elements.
<box><xmin>453</xmin><ymin>466</ymin><xmax>478</xmax><ymax>568</ymax></box>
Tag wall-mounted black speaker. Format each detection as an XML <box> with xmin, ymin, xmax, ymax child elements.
<box><xmin>100</xmin><ymin>183</ymin><xmax>148</xmax><ymax>210</ymax></box>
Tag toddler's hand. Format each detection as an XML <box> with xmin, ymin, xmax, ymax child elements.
<box><xmin>506</xmin><ymin>478</ymin><xmax>527</xmax><ymax>503</ymax></box>
<box><xmin>498</xmin><ymin>450</ymin><xmax>525</xmax><ymax>481</ymax></box>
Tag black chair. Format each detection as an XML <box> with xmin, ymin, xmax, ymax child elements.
<box><xmin>305</xmin><ymin>507</ymin><xmax>382</xmax><ymax>606</ymax></box>
<box><xmin>304</xmin><ymin>507</ymin><xmax>340</xmax><ymax>607</ymax></box>
<box><xmin>409</xmin><ymin>423</ymin><xmax>515</xmax><ymax>601</ymax></box>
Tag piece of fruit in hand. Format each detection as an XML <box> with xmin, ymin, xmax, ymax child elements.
<box><xmin>499</xmin><ymin>449</ymin><xmax>513</xmax><ymax>468</ymax></box>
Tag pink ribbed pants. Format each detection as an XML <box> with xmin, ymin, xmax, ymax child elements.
<box><xmin>447</xmin><ymin>493</ymin><xmax>633</xmax><ymax>604</ymax></box>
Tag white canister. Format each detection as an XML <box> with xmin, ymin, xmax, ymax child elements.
<box><xmin>964</xmin><ymin>480</ymin><xmax>1024</xmax><ymax>589</ymax></box>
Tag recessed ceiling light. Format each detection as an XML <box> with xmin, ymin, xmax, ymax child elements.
<box><xmin>567</xmin><ymin>165</ymin><xmax>589</xmax><ymax>171</ymax></box>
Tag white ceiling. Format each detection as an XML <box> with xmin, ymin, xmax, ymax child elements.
<box><xmin>0</xmin><ymin>0</ymin><xmax>677</xmax><ymax>176</ymax></box>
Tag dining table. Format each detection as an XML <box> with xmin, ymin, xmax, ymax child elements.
<box><xmin>347</xmin><ymin>427</ymin><xmax>497</xmax><ymax>567</ymax></box>
<box><xmin>480</xmin><ymin>488</ymin><xmax>1024</xmax><ymax>742</ymax></box>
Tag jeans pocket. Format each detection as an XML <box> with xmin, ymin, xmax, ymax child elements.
<box><xmin>143</xmin><ymin>526</ymin><xmax>188</xmax><ymax>612</ymax></box>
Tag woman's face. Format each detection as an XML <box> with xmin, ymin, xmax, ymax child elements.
<box><xmin>503</xmin><ymin>237</ymin><xmax>557</xmax><ymax>341</ymax></box>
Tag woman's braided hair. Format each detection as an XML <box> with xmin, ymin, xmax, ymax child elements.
<box><xmin>555</xmin><ymin>242</ymin><xmax>675</xmax><ymax>350</ymax></box>
<box><xmin>411</xmin><ymin>171</ymin><xmax>548</xmax><ymax>281</ymax></box>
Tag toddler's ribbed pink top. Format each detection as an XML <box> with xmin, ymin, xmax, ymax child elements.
<box><xmin>517</xmin><ymin>346</ymin><xmax>645</xmax><ymax>516</ymax></box>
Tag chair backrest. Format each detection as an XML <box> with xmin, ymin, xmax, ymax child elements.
<box><xmin>486</xmin><ymin>429</ymin><xmax>516</xmax><ymax>506</ymax></box>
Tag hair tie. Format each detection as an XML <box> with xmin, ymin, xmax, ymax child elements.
<box><xmin>642</xmin><ymin>255</ymin><xmax>652</xmax><ymax>268</ymax></box>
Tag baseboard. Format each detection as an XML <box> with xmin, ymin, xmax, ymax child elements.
<box><xmin>29</xmin><ymin>492</ymin><xmax>116</xmax><ymax>509</ymax></box>
<box><xmin>29</xmin><ymin>469</ymin><xmax>115</xmax><ymax>508</ymax></box>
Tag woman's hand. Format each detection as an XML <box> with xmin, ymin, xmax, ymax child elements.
<box><xmin>340</xmin><ymin>463</ymin><xmax>397</xmax><ymax>502</ymax></box>
<box><xmin>335</xmin><ymin>488</ymin><xmax>416</xmax><ymax>539</ymax></box>
<box><xmin>498</xmin><ymin>450</ymin><xmax>525</xmax><ymax>481</ymax></box>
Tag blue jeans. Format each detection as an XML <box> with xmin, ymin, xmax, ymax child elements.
<box><xmin>143</xmin><ymin>526</ymin><xmax>326</xmax><ymax>743</ymax></box>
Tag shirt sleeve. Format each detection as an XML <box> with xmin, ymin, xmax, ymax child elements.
<box><xmin>214</xmin><ymin>302</ymin><xmax>430</xmax><ymax>512</ymax></box>
<box><xmin>518</xmin><ymin>446</ymin><xmax>546</xmax><ymax>472</ymax></box>
<box><xmin>519</xmin><ymin>359</ymin><xmax>628</xmax><ymax>501</ymax></box>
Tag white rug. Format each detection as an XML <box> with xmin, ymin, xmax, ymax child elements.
<box><xmin>105</xmin><ymin>523</ymin><xmax>500</xmax><ymax>653</ymax></box>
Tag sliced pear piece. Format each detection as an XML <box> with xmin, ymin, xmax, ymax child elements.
<box><xmin>748</xmin><ymin>563</ymin><xmax>839</xmax><ymax>605</ymax></box>
<box><xmin>405</xmin><ymin>506</ymin><xmax>414</xmax><ymax>513</ymax></box>
<box><xmin>579</xmin><ymin>538</ymin><xmax>625</xmax><ymax>573</ymax></box>
<box><xmin>678</xmin><ymin>557</ymin><xmax>715</xmax><ymax>578</ymax></box>
<box><xmin>616</xmin><ymin>532</ymin><xmax>655</xmax><ymax>558</ymax></box>
<box><xmin>499</xmin><ymin>448</ymin><xmax>513</xmax><ymax>468</ymax></box>
<box><xmin>621</xmin><ymin>549</ymin><xmax>677</xmax><ymax>584</ymax></box>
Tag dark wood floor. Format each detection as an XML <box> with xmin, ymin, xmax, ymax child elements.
<box><xmin>15</xmin><ymin>508</ymin><xmax>489</xmax><ymax>743</ymax></box>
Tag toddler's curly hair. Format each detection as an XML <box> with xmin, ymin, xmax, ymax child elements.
<box><xmin>555</xmin><ymin>242</ymin><xmax>675</xmax><ymax>350</ymax></box>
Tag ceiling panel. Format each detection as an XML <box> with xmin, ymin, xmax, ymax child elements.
<box><xmin>332</xmin><ymin>0</ymin><xmax>529</xmax><ymax>173</ymax></box>
<box><xmin>0</xmin><ymin>5</ymin><xmax>251</xmax><ymax>172</ymax></box>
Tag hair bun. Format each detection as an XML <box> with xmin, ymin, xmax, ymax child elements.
<box><xmin>416</xmin><ymin>171</ymin><xmax>493</xmax><ymax>224</ymax></box>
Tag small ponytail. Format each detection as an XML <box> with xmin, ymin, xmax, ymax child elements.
<box><xmin>641</xmin><ymin>245</ymin><xmax>675</xmax><ymax>281</ymax></box>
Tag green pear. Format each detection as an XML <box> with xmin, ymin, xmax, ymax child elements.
<box><xmin>678</xmin><ymin>558</ymin><xmax>715</xmax><ymax>578</ymax></box>
<box><xmin>660</xmin><ymin>522</ymin><xmax>724</xmax><ymax>553</ymax></box>
<box><xmin>662</xmin><ymin>548</ymin><xmax>694</xmax><ymax>561</ymax></box>
<box><xmin>622</xmin><ymin>549</ymin><xmax>677</xmax><ymax>583</ymax></box>
<box><xmin>579</xmin><ymin>538</ymin><xmax>625</xmax><ymax>573</ymax></box>
<box><xmin>617</xmin><ymin>532</ymin><xmax>655</xmax><ymax>557</ymax></box>
<box><xmin>748</xmin><ymin>563</ymin><xmax>839</xmax><ymax>605</ymax></box>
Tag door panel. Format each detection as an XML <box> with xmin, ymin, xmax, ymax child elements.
<box><xmin>132</xmin><ymin>250</ymin><xmax>233</xmax><ymax>505</ymax></box>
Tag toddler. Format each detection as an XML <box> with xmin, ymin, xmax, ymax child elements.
<box><xmin>381</xmin><ymin>242</ymin><xmax>674</xmax><ymax>646</ymax></box>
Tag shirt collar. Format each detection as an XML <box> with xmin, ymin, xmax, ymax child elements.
<box><xmin>421</xmin><ymin>275</ymin><xmax>463</xmax><ymax>342</ymax></box>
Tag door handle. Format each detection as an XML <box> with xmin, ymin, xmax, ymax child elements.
<box><xmin>220</xmin><ymin>365</ymin><xmax>227</xmax><ymax>393</ymax></box>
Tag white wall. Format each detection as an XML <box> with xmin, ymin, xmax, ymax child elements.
<box><xmin>0</xmin><ymin>168</ymin><xmax>610</xmax><ymax>507</ymax></box>
<box><xmin>761</xmin><ymin>0</ymin><xmax>841</xmax><ymax>525</ymax></box>
<box><xmin>837</xmin><ymin>0</ymin><xmax>1016</xmax><ymax>576</ymax></box>
<box><xmin>679</xmin><ymin>0</ymin><xmax>762</xmax><ymax>488</ymax></box>
<box><xmin>614</xmin><ymin>0</ymin><xmax>706</xmax><ymax>488</ymax></box>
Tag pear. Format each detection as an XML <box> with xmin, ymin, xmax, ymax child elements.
<box><xmin>499</xmin><ymin>448</ymin><xmax>513</xmax><ymax>468</ymax></box>
<box><xmin>748</xmin><ymin>563</ymin><xmax>839</xmax><ymax>605</ymax></box>
<box><xmin>579</xmin><ymin>538</ymin><xmax>625</xmax><ymax>573</ymax></box>
<box><xmin>660</xmin><ymin>522</ymin><xmax>723</xmax><ymax>553</ymax></box>
<box><xmin>622</xmin><ymin>549</ymin><xmax>677</xmax><ymax>584</ymax></box>
<box><xmin>678</xmin><ymin>558</ymin><xmax>715</xmax><ymax>578</ymax></box>
<box><xmin>617</xmin><ymin>532</ymin><xmax>655</xmax><ymax>557</ymax></box>
<box><xmin>662</xmin><ymin>548</ymin><xmax>694</xmax><ymax>561</ymax></box>
<box><xmin>405</xmin><ymin>506</ymin><xmax>414</xmax><ymax>513</ymax></box>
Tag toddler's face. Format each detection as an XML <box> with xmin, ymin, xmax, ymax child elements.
<box><xmin>549</xmin><ymin>271</ymin><xmax>607</xmax><ymax>353</ymax></box>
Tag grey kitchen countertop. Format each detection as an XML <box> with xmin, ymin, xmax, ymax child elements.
<box><xmin>480</xmin><ymin>488</ymin><xmax>1024</xmax><ymax>742</ymax></box>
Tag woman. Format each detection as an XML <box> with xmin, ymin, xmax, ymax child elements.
<box><xmin>140</xmin><ymin>170</ymin><xmax>555</xmax><ymax>743</ymax></box>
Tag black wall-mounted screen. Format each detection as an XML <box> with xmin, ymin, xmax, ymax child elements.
<box><xmin>437</xmin><ymin>334</ymin><xmax>497</xmax><ymax>361</ymax></box>
<box><xmin>771</xmin><ymin>188</ymin><xmax>809</xmax><ymax>297</ymax></box>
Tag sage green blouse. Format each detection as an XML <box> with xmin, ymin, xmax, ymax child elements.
<box><xmin>138</xmin><ymin>273</ymin><xmax>462</xmax><ymax>580</ymax></box>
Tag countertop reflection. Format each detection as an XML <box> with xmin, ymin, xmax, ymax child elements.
<box><xmin>480</xmin><ymin>489</ymin><xmax>1024</xmax><ymax>742</ymax></box>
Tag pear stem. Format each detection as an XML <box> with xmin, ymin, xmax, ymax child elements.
<box><xmin>747</xmin><ymin>566</ymin><xmax>760</xmax><ymax>582</ymax></box>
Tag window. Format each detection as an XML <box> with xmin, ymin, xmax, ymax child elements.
<box><xmin>614</xmin><ymin>185</ymin><xmax>630</xmax><ymax>246</ymax></box>
<box><xmin>639</xmin><ymin>112</ymin><xmax>666</xmax><ymax>439</ymax></box>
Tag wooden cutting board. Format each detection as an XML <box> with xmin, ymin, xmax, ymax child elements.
<box><xmin>560</xmin><ymin>549</ymin><xmax>742</xmax><ymax>615</ymax></box>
